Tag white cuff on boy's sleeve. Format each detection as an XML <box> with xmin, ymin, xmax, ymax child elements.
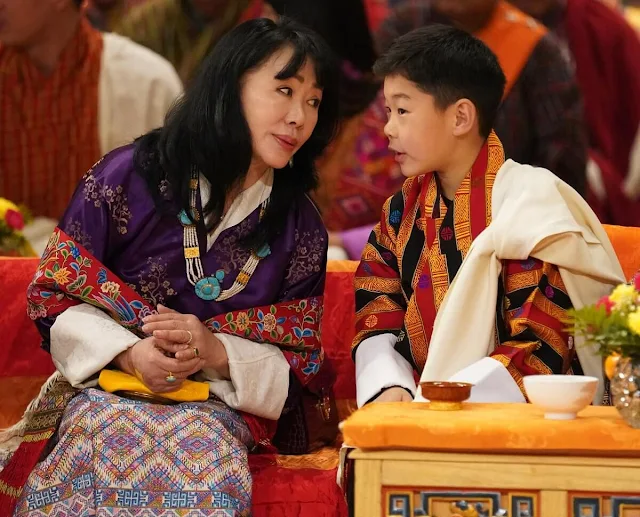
<box><xmin>355</xmin><ymin>333</ymin><xmax>416</xmax><ymax>407</ymax></box>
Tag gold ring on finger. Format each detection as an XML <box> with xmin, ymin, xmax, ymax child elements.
<box><xmin>185</xmin><ymin>330</ymin><xmax>193</xmax><ymax>345</ymax></box>
<box><xmin>191</xmin><ymin>346</ymin><xmax>199</xmax><ymax>359</ymax></box>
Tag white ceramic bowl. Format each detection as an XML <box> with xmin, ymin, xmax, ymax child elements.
<box><xmin>523</xmin><ymin>375</ymin><xmax>599</xmax><ymax>420</ymax></box>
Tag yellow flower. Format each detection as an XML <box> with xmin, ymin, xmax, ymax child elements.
<box><xmin>628</xmin><ymin>310</ymin><xmax>640</xmax><ymax>336</ymax></box>
<box><xmin>52</xmin><ymin>267</ymin><xmax>72</xmax><ymax>285</ymax></box>
<box><xmin>609</xmin><ymin>284</ymin><xmax>638</xmax><ymax>308</ymax></box>
<box><xmin>0</xmin><ymin>198</ymin><xmax>19</xmax><ymax>220</ymax></box>
<box><xmin>100</xmin><ymin>281</ymin><xmax>121</xmax><ymax>297</ymax></box>
<box><xmin>236</xmin><ymin>312</ymin><xmax>249</xmax><ymax>331</ymax></box>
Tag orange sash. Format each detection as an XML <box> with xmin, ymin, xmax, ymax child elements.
<box><xmin>475</xmin><ymin>0</ymin><xmax>547</xmax><ymax>97</ymax></box>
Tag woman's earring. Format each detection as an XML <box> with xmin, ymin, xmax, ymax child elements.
<box><xmin>289</xmin><ymin>155</ymin><xmax>294</xmax><ymax>168</ymax></box>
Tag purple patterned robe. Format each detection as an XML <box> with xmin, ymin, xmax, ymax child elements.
<box><xmin>13</xmin><ymin>145</ymin><xmax>328</xmax><ymax>516</ymax></box>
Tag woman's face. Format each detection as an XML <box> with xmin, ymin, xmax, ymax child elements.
<box><xmin>241</xmin><ymin>46</ymin><xmax>323</xmax><ymax>171</ymax></box>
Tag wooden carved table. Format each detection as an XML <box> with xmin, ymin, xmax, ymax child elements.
<box><xmin>342</xmin><ymin>403</ymin><xmax>640</xmax><ymax>517</ymax></box>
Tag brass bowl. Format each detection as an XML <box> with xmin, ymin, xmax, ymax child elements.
<box><xmin>419</xmin><ymin>381</ymin><xmax>473</xmax><ymax>411</ymax></box>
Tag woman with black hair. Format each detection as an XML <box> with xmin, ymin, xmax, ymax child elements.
<box><xmin>1</xmin><ymin>17</ymin><xmax>339</xmax><ymax>516</ymax></box>
<box><xmin>268</xmin><ymin>0</ymin><xmax>404</xmax><ymax>259</ymax></box>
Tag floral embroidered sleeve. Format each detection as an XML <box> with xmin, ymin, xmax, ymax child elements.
<box><xmin>270</xmin><ymin>196</ymin><xmax>329</xmax><ymax>415</ymax></box>
<box><xmin>492</xmin><ymin>258</ymin><xmax>580</xmax><ymax>394</ymax></box>
<box><xmin>34</xmin><ymin>147</ymin><xmax>154</xmax><ymax>351</ymax></box>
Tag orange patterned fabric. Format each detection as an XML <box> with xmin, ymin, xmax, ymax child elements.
<box><xmin>0</xmin><ymin>20</ymin><xmax>103</xmax><ymax>219</ymax></box>
<box><xmin>353</xmin><ymin>133</ymin><xmax>503</xmax><ymax>369</ymax></box>
<box><xmin>491</xmin><ymin>258</ymin><xmax>579</xmax><ymax>393</ymax></box>
<box><xmin>353</xmin><ymin>133</ymin><xmax>590</xmax><ymax>393</ymax></box>
<box><xmin>342</xmin><ymin>402</ymin><xmax>640</xmax><ymax>455</ymax></box>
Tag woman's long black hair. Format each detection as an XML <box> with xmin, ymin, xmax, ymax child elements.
<box><xmin>134</xmin><ymin>17</ymin><xmax>340</xmax><ymax>248</ymax></box>
<box><xmin>268</xmin><ymin>0</ymin><xmax>380</xmax><ymax>117</ymax></box>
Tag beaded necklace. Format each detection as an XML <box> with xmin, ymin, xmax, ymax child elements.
<box><xmin>179</xmin><ymin>169</ymin><xmax>271</xmax><ymax>301</ymax></box>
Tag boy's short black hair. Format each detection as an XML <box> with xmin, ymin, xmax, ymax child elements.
<box><xmin>373</xmin><ymin>24</ymin><xmax>506</xmax><ymax>138</ymax></box>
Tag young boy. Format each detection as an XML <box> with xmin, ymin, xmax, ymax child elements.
<box><xmin>353</xmin><ymin>25</ymin><xmax>625</xmax><ymax>407</ymax></box>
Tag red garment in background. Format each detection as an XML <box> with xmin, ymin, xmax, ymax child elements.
<box><xmin>363</xmin><ymin>0</ymin><xmax>390</xmax><ymax>32</ymax></box>
<box><xmin>564</xmin><ymin>0</ymin><xmax>640</xmax><ymax>225</ymax></box>
<box><xmin>240</xmin><ymin>0</ymin><xmax>266</xmax><ymax>21</ymax></box>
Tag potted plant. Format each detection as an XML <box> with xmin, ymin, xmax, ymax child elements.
<box><xmin>0</xmin><ymin>198</ymin><xmax>35</xmax><ymax>257</ymax></box>
<box><xmin>568</xmin><ymin>278</ymin><xmax>640</xmax><ymax>428</ymax></box>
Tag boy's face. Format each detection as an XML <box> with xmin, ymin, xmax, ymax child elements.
<box><xmin>383</xmin><ymin>74</ymin><xmax>453</xmax><ymax>178</ymax></box>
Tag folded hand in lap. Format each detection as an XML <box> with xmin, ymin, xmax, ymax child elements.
<box><xmin>141</xmin><ymin>305</ymin><xmax>230</xmax><ymax>379</ymax></box>
<box><xmin>118</xmin><ymin>336</ymin><xmax>204</xmax><ymax>393</ymax></box>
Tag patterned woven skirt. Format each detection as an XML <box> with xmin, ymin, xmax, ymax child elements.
<box><xmin>9</xmin><ymin>389</ymin><xmax>254</xmax><ymax>516</ymax></box>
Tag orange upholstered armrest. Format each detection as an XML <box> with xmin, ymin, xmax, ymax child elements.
<box><xmin>604</xmin><ymin>224</ymin><xmax>640</xmax><ymax>280</ymax></box>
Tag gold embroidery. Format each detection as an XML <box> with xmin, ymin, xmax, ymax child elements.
<box><xmin>275</xmin><ymin>446</ymin><xmax>339</xmax><ymax>471</ymax></box>
<box><xmin>0</xmin><ymin>479</ymin><xmax>22</xmax><ymax>499</ymax></box>
<box><xmin>355</xmin><ymin>295</ymin><xmax>403</xmax><ymax>320</ymax></box>
<box><xmin>236</xmin><ymin>271</ymin><xmax>250</xmax><ymax>285</ymax></box>
<box><xmin>485</xmin><ymin>132</ymin><xmax>504</xmax><ymax>225</ymax></box>
<box><xmin>356</xmin><ymin>277</ymin><xmax>402</xmax><ymax>294</ymax></box>
<box><xmin>365</xmin><ymin>315</ymin><xmax>378</xmax><ymax>328</ymax></box>
<box><xmin>405</xmin><ymin>297</ymin><xmax>429</xmax><ymax>370</ymax></box>
<box><xmin>531</xmin><ymin>293</ymin><xmax>569</xmax><ymax>325</ymax></box>
<box><xmin>184</xmin><ymin>247</ymin><xmax>200</xmax><ymax>259</ymax></box>
<box><xmin>505</xmin><ymin>270</ymin><xmax>542</xmax><ymax>293</ymax></box>
<box><xmin>354</xmin><ymin>295</ymin><xmax>404</xmax><ymax>348</ymax></box>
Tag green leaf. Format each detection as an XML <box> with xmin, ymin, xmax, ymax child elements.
<box><xmin>283</xmin><ymin>334</ymin><xmax>292</xmax><ymax>344</ymax></box>
<box><xmin>53</xmin><ymin>263</ymin><xmax>60</xmax><ymax>272</ymax></box>
<box><xmin>81</xmin><ymin>286</ymin><xmax>93</xmax><ymax>298</ymax></box>
<box><xmin>67</xmin><ymin>274</ymin><xmax>87</xmax><ymax>293</ymax></box>
<box><xmin>244</xmin><ymin>328</ymin><xmax>252</xmax><ymax>338</ymax></box>
<box><xmin>225</xmin><ymin>313</ymin><xmax>233</xmax><ymax>323</ymax></box>
<box><xmin>61</xmin><ymin>250</ymin><xmax>69</xmax><ymax>259</ymax></box>
<box><xmin>248</xmin><ymin>308</ymin><xmax>255</xmax><ymax>318</ymax></box>
<box><xmin>229</xmin><ymin>323</ymin><xmax>237</xmax><ymax>332</ymax></box>
<box><xmin>45</xmin><ymin>270</ymin><xmax>54</xmax><ymax>279</ymax></box>
<box><xmin>270</xmin><ymin>305</ymin><xmax>276</xmax><ymax>315</ymax></box>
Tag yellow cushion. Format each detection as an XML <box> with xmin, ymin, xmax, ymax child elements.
<box><xmin>342</xmin><ymin>402</ymin><xmax>640</xmax><ymax>456</ymax></box>
<box><xmin>99</xmin><ymin>369</ymin><xmax>210</xmax><ymax>402</ymax></box>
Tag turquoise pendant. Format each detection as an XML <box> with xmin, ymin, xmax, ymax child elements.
<box><xmin>178</xmin><ymin>209</ymin><xmax>192</xmax><ymax>226</ymax></box>
<box><xmin>255</xmin><ymin>243</ymin><xmax>271</xmax><ymax>259</ymax></box>
<box><xmin>195</xmin><ymin>270</ymin><xmax>225</xmax><ymax>300</ymax></box>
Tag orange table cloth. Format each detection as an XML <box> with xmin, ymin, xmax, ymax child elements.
<box><xmin>341</xmin><ymin>402</ymin><xmax>640</xmax><ymax>457</ymax></box>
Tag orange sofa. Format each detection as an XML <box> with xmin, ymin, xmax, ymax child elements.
<box><xmin>0</xmin><ymin>224</ymin><xmax>638</xmax><ymax>515</ymax></box>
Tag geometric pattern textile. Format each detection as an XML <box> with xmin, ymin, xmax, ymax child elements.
<box><xmin>10</xmin><ymin>389</ymin><xmax>253</xmax><ymax>516</ymax></box>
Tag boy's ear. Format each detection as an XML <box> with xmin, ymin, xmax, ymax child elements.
<box><xmin>451</xmin><ymin>99</ymin><xmax>477</xmax><ymax>137</ymax></box>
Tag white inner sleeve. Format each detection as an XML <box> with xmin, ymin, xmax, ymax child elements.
<box><xmin>50</xmin><ymin>304</ymin><xmax>140</xmax><ymax>387</ymax></box>
<box><xmin>197</xmin><ymin>334</ymin><xmax>290</xmax><ymax>419</ymax></box>
<box><xmin>355</xmin><ymin>333</ymin><xmax>417</xmax><ymax>407</ymax></box>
